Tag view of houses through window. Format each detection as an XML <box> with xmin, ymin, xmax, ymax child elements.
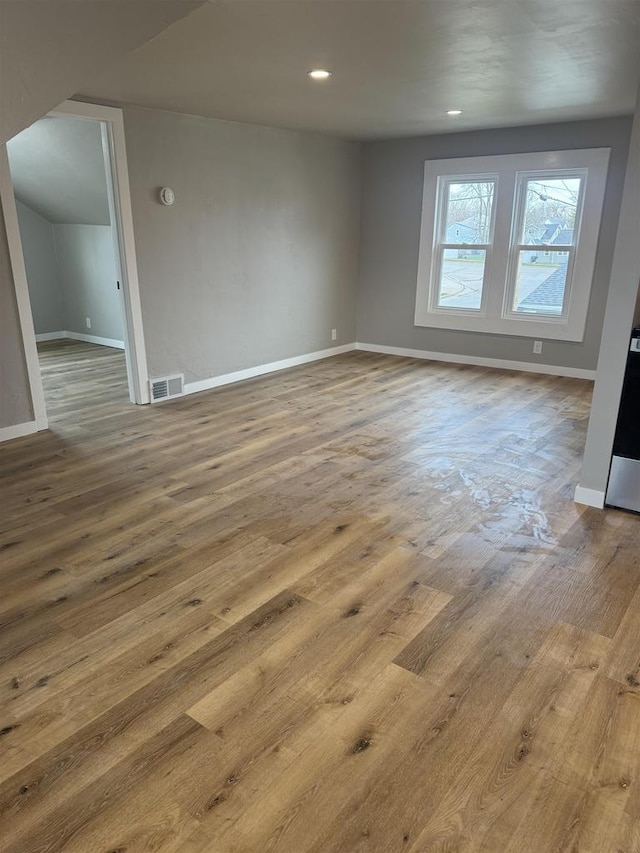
<box><xmin>511</xmin><ymin>176</ymin><xmax>582</xmax><ymax>316</ymax></box>
<box><xmin>438</xmin><ymin>175</ymin><xmax>583</xmax><ymax>316</ymax></box>
<box><xmin>415</xmin><ymin>149</ymin><xmax>609</xmax><ymax>341</ymax></box>
<box><xmin>437</xmin><ymin>179</ymin><xmax>495</xmax><ymax>310</ymax></box>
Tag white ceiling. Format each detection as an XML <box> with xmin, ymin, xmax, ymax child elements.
<box><xmin>82</xmin><ymin>0</ymin><xmax>640</xmax><ymax>141</ymax></box>
<box><xmin>7</xmin><ymin>117</ymin><xmax>111</xmax><ymax>226</ymax></box>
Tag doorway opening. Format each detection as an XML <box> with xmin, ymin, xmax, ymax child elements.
<box><xmin>0</xmin><ymin>101</ymin><xmax>149</xmax><ymax>436</ymax></box>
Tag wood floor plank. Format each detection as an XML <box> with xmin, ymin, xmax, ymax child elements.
<box><xmin>404</xmin><ymin>623</ymin><xmax>612</xmax><ymax>852</ymax></box>
<box><xmin>0</xmin><ymin>606</ymin><xmax>224</xmax><ymax>779</ymax></box>
<box><xmin>0</xmin><ymin>340</ymin><xmax>637</xmax><ymax>852</ymax></box>
<box><xmin>499</xmin><ymin>675</ymin><xmax>633</xmax><ymax>853</ymax></box>
<box><xmin>0</xmin><ymin>590</ymin><xmax>311</xmax><ymax>833</ymax></box>
<box><xmin>211</xmin><ymin>664</ymin><xmax>437</xmax><ymax>853</ymax></box>
<box><xmin>6</xmin><ymin>714</ymin><xmax>207</xmax><ymax>853</ymax></box>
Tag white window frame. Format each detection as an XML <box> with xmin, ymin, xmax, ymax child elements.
<box><xmin>503</xmin><ymin>168</ymin><xmax>586</xmax><ymax>323</ymax></box>
<box><xmin>430</xmin><ymin>174</ymin><xmax>498</xmax><ymax>315</ymax></box>
<box><xmin>415</xmin><ymin>148</ymin><xmax>611</xmax><ymax>342</ymax></box>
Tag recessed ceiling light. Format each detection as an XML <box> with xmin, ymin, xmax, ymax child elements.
<box><xmin>446</xmin><ymin>109</ymin><xmax>463</xmax><ymax>116</ymax></box>
<box><xmin>308</xmin><ymin>69</ymin><xmax>332</xmax><ymax>80</ymax></box>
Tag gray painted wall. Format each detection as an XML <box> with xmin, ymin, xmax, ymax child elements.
<box><xmin>0</xmin><ymin>208</ymin><xmax>32</xmax><ymax>428</ymax></box>
<box><xmin>54</xmin><ymin>224</ymin><xmax>122</xmax><ymax>341</ymax></box>
<box><xmin>357</xmin><ymin>117</ymin><xmax>633</xmax><ymax>371</ymax></box>
<box><xmin>0</xmin><ymin>0</ymin><xmax>203</xmax><ymax>430</ymax></box>
<box><xmin>15</xmin><ymin>201</ymin><xmax>65</xmax><ymax>334</ymax></box>
<box><xmin>123</xmin><ymin>107</ymin><xmax>361</xmax><ymax>383</ymax></box>
<box><xmin>15</xmin><ymin>201</ymin><xmax>123</xmax><ymax>342</ymax></box>
<box><xmin>578</xmin><ymin>89</ymin><xmax>640</xmax><ymax>495</ymax></box>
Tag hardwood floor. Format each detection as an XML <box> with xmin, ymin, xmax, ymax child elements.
<box><xmin>1</xmin><ymin>339</ymin><xmax>639</xmax><ymax>852</ymax></box>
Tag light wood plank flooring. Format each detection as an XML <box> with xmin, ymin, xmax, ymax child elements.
<box><xmin>1</xmin><ymin>339</ymin><xmax>639</xmax><ymax>852</ymax></box>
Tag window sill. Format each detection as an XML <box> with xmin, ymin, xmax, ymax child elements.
<box><xmin>414</xmin><ymin>311</ymin><xmax>584</xmax><ymax>342</ymax></box>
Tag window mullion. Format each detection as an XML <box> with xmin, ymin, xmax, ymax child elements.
<box><xmin>484</xmin><ymin>170</ymin><xmax>515</xmax><ymax>319</ymax></box>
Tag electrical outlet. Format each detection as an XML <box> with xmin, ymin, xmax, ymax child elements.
<box><xmin>85</xmin><ymin>317</ymin><xmax>91</xmax><ymax>329</ymax></box>
<box><xmin>533</xmin><ymin>340</ymin><xmax>543</xmax><ymax>354</ymax></box>
<box><xmin>331</xmin><ymin>329</ymin><xmax>337</xmax><ymax>341</ymax></box>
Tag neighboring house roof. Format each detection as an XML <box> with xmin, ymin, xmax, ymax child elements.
<box><xmin>447</xmin><ymin>221</ymin><xmax>475</xmax><ymax>232</ymax></box>
<box><xmin>540</xmin><ymin>223</ymin><xmax>560</xmax><ymax>243</ymax></box>
<box><xmin>525</xmin><ymin>222</ymin><xmax>574</xmax><ymax>247</ymax></box>
<box><xmin>458</xmin><ymin>215</ymin><xmax>483</xmax><ymax>229</ymax></box>
<box><xmin>519</xmin><ymin>260</ymin><xmax>569</xmax><ymax>311</ymax></box>
<box><xmin>555</xmin><ymin>228</ymin><xmax>574</xmax><ymax>245</ymax></box>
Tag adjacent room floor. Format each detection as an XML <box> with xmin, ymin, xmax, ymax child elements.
<box><xmin>35</xmin><ymin>339</ymin><xmax>130</xmax><ymax>420</ymax></box>
<box><xmin>1</xmin><ymin>342</ymin><xmax>639</xmax><ymax>852</ymax></box>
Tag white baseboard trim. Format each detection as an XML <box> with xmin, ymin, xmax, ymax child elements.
<box><xmin>35</xmin><ymin>331</ymin><xmax>67</xmax><ymax>342</ymax></box>
<box><xmin>183</xmin><ymin>343</ymin><xmax>357</xmax><ymax>396</ymax></box>
<box><xmin>66</xmin><ymin>331</ymin><xmax>125</xmax><ymax>348</ymax></box>
<box><xmin>0</xmin><ymin>420</ymin><xmax>40</xmax><ymax>442</ymax></box>
<box><xmin>35</xmin><ymin>330</ymin><xmax>125</xmax><ymax>349</ymax></box>
<box><xmin>181</xmin><ymin>339</ymin><xmax>594</xmax><ymax>400</ymax></box>
<box><xmin>574</xmin><ymin>485</ymin><xmax>606</xmax><ymax>509</ymax></box>
<box><xmin>355</xmin><ymin>342</ymin><xmax>596</xmax><ymax>380</ymax></box>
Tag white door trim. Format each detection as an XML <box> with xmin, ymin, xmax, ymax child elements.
<box><xmin>0</xmin><ymin>144</ymin><xmax>48</xmax><ymax>431</ymax></box>
<box><xmin>2</xmin><ymin>99</ymin><xmax>149</xmax><ymax>420</ymax></box>
<box><xmin>48</xmin><ymin>100</ymin><xmax>150</xmax><ymax>403</ymax></box>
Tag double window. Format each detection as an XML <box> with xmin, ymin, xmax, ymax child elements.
<box><xmin>415</xmin><ymin>149</ymin><xmax>610</xmax><ymax>341</ymax></box>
